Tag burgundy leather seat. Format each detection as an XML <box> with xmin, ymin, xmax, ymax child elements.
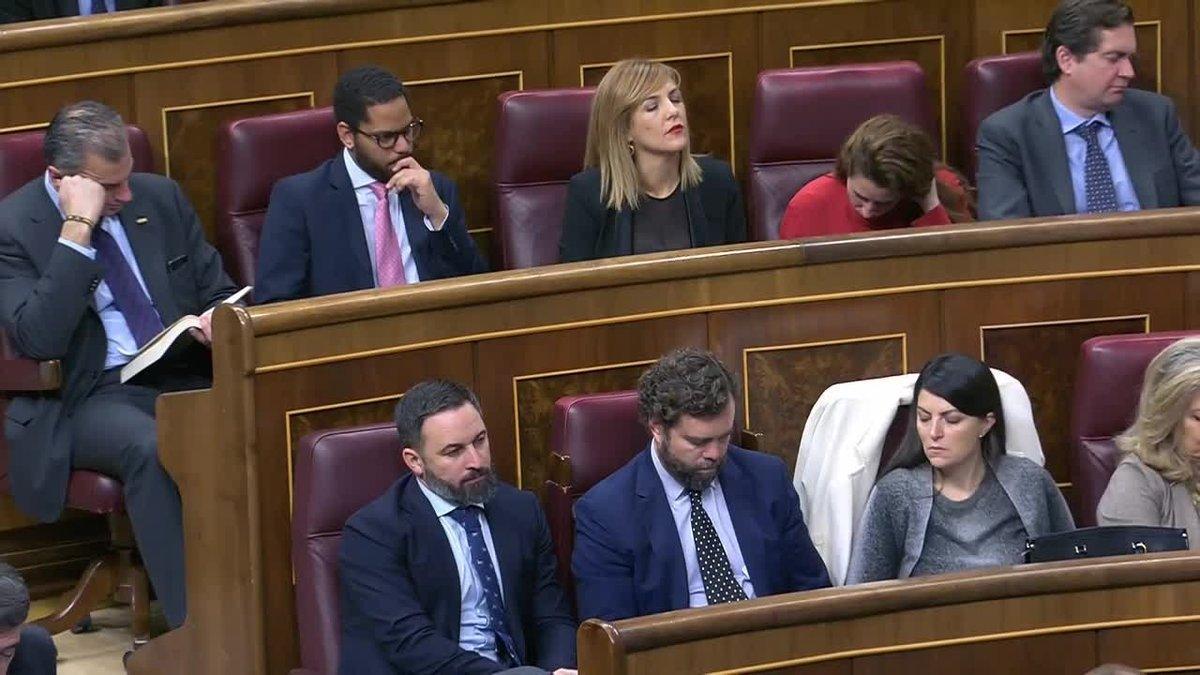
<box><xmin>747</xmin><ymin>61</ymin><xmax>936</xmax><ymax>241</ymax></box>
<box><xmin>215</xmin><ymin>107</ymin><xmax>340</xmax><ymax>287</ymax></box>
<box><xmin>291</xmin><ymin>422</ymin><xmax>408</xmax><ymax>675</ymax></box>
<box><xmin>1071</xmin><ymin>331</ymin><xmax>1199</xmax><ymax>527</ymax></box>
<box><xmin>493</xmin><ymin>88</ymin><xmax>594</xmax><ymax>269</ymax></box>
<box><xmin>962</xmin><ymin>51</ymin><xmax>1043</xmax><ymax>180</ymax></box>
<box><xmin>0</xmin><ymin>125</ymin><xmax>155</xmax><ymax>198</ymax></box>
<box><xmin>544</xmin><ymin>391</ymin><xmax>648</xmax><ymax>597</ymax></box>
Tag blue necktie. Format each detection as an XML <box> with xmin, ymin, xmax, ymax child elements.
<box><xmin>92</xmin><ymin>0</ymin><xmax>110</xmax><ymax>13</ymax></box>
<box><xmin>1076</xmin><ymin>121</ymin><xmax>1119</xmax><ymax>213</ymax></box>
<box><xmin>90</xmin><ymin>226</ymin><xmax>164</xmax><ymax>347</ymax></box>
<box><xmin>447</xmin><ymin>506</ymin><xmax>520</xmax><ymax>667</ymax></box>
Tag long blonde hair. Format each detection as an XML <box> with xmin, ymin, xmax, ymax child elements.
<box><xmin>584</xmin><ymin>58</ymin><xmax>702</xmax><ymax>212</ymax></box>
<box><xmin>1117</xmin><ymin>337</ymin><xmax>1200</xmax><ymax>483</ymax></box>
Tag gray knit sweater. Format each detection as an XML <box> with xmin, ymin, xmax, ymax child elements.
<box><xmin>845</xmin><ymin>454</ymin><xmax>1075</xmax><ymax>584</ymax></box>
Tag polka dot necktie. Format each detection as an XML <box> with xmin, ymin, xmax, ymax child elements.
<box><xmin>1076</xmin><ymin>120</ymin><xmax>1119</xmax><ymax>213</ymax></box>
<box><xmin>447</xmin><ymin>506</ymin><xmax>520</xmax><ymax>667</ymax></box>
<box><xmin>688</xmin><ymin>490</ymin><xmax>748</xmax><ymax>605</ymax></box>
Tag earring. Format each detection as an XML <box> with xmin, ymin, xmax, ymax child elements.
<box><xmin>628</xmin><ymin>140</ymin><xmax>635</xmax><ymax>156</ymax></box>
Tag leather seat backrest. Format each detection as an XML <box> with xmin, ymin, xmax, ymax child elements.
<box><xmin>747</xmin><ymin>61</ymin><xmax>935</xmax><ymax>241</ymax></box>
<box><xmin>962</xmin><ymin>51</ymin><xmax>1043</xmax><ymax>180</ymax></box>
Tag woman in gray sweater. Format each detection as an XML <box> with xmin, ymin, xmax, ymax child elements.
<box><xmin>846</xmin><ymin>354</ymin><xmax>1075</xmax><ymax>584</ymax></box>
<box><xmin>1097</xmin><ymin>337</ymin><xmax>1200</xmax><ymax>543</ymax></box>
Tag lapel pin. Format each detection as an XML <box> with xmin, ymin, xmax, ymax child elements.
<box><xmin>135</xmin><ymin>217</ymin><xmax>149</xmax><ymax>225</ymax></box>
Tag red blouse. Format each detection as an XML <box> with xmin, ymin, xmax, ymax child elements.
<box><xmin>779</xmin><ymin>167</ymin><xmax>969</xmax><ymax>239</ymax></box>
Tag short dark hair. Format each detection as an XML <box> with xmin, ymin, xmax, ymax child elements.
<box><xmin>394</xmin><ymin>380</ymin><xmax>480</xmax><ymax>453</ymax></box>
<box><xmin>0</xmin><ymin>562</ymin><xmax>29</xmax><ymax>631</ymax></box>
<box><xmin>1042</xmin><ymin>0</ymin><xmax>1135</xmax><ymax>81</ymax></box>
<box><xmin>637</xmin><ymin>348</ymin><xmax>737</xmax><ymax>429</ymax></box>
<box><xmin>883</xmin><ymin>353</ymin><xmax>1008</xmax><ymax>476</ymax></box>
<box><xmin>333</xmin><ymin>65</ymin><xmax>408</xmax><ymax>129</ymax></box>
<box><xmin>43</xmin><ymin>101</ymin><xmax>129</xmax><ymax>173</ymax></box>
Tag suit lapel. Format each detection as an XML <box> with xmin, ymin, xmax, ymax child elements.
<box><xmin>1033</xmin><ymin>92</ymin><xmax>1077</xmax><ymax>214</ymax></box>
<box><xmin>718</xmin><ymin>450</ymin><xmax>769</xmax><ymax>595</ymax></box>
<box><xmin>683</xmin><ymin>187</ymin><xmax>709</xmax><ymax>247</ymax></box>
<box><xmin>483</xmin><ymin>492</ymin><xmax>524</xmax><ymax>653</ymax></box>
<box><xmin>602</xmin><ymin>208</ymin><xmax>634</xmax><ymax>258</ymax></box>
<box><xmin>634</xmin><ymin>447</ymin><xmax>689</xmax><ymax>610</ymax></box>
<box><xmin>399</xmin><ymin>477</ymin><xmax>462</xmax><ymax>641</ymax></box>
<box><xmin>118</xmin><ymin>207</ymin><xmax>181</xmax><ymax>325</ymax></box>
<box><xmin>329</xmin><ymin>154</ymin><xmax>375</xmax><ymax>288</ymax></box>
<box><xmin>24</xmin><ymin>183</ymin><xmax>68</xmax><ymax>275</ymax></box>
<box><xmin>1109</xmin><ymin>106</ymin><xmax>1158</xmax><ymax>208</ymax></box>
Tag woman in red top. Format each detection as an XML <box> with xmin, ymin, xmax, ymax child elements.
<box><xmin>779</xmin><ymin>115</ymin><xmax>974</xmax><ymax>239</ymax></box>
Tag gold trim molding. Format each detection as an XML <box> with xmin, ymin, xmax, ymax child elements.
<box><xmin>978</xmin><ymin>313</ymin><xmax>1150</xmax><ymax>361</ymax></box>
<box><xmin>510</xmin><ymin>358</ymin><xmax>656</xmax><ymax>489</ymax></box>
<box><xmin>740</xmin><ymin>333</ymin><xmax>907</xmax><ymax>429</ymax></box>
<box><xmin>789</xmin><ymin>34</ymin><xmax>947</xmax><ymax>158</ymax></box>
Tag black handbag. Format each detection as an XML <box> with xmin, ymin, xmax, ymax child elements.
<box><xmin>1023</xmin><ymin>525</ymin><xmax>1189</xmax><ymax>563</ymax></box>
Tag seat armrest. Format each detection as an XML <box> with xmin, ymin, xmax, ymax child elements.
<box><xmin>0</xmin><ymin>357</ymin><xmax>61</xmax><ymax>392</ymax></box>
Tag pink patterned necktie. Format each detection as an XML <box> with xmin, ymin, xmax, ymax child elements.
<box><xmin>369</xmin><ymin>182</ymin><xmax>407</xmax><ymax>287</ymax></box>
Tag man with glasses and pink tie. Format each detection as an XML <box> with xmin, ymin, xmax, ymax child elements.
<box><xmin>255</xmin><ymin>65</ymin><xmax>487</xmax><ymax>304</ymax></box>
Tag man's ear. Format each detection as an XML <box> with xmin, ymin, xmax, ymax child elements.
<box><xmin>1055</xmin><ymin>44</ymin><xmax>1077</xmax><ymax>76</ymax></box>
<box><xmin>336</xmin><ymin>122</ymin><xmax>356</xmax><ymax>151</ymax></box>
<box><xmin>401</xmin><ymin>447</ymin><xmax>424</xmax><ymax>477</ymax></box>
<box><xmin>648</xmin><ymin>420</ymin><xmax>667</xmax><ymax>447</ymax></box>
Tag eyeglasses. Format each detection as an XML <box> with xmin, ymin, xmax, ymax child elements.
<box><xmin>351</xmin><ymin>119</ymin><xmax>424</xmax><ymax>149</ymax></box>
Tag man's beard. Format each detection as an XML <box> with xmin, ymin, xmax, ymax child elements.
<box><xmin>655</xmin><ymin>437</ymin><xmax>721</xmax><ymax>492</ymax></box>
<box><xmin>422</xmin><ymin>467</ymin><xmax>499</xmax><ymax>506</ymax></box>
<box><xmin>351</xmin><ymin>146</ymin><xmax>409</xmax><ymax>185</ymax></box>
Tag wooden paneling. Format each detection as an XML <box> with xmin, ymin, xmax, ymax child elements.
<box><xmin>0</xmin><ymin>75</ymin><xmax>134</xmax><ymax>134</ymax></box>
<box><xmin>474</xmin><ymin>315</ymin><xmax>707</xmax><ymax>489</ymax></box>
<box><xmin>943</xmin><ymin>274</ymin><xmax>1188</xmax><ymax>514</ymax></box>
<box><xmin>853</xmin><ymin>631</ymin><xmax>1097</xmax><ymax>674</ymax></box>
<box><xmin>1098</xmin><ymin>621</ymin><xmax>1200</xmax><ymax>669</ymax></box>
<box><xmin>708</xmin><ymin>293</ymin><xmax>941</xmax><ymax>471</ymax></box>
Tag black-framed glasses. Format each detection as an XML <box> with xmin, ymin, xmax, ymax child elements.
<box><xmin>351</xmin><ymin>119</ymin><xmax>424</xmax><ymax>149</ymax></box>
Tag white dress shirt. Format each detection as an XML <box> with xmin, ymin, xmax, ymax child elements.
<box><xmin>415</xmin><ymin>478</ymin><xmax>504</xmax><ymax>662</ymax></box>
<box><xmin>649</xmin><ymin>442</ymin><xmax>755</xmax><ymax>607</ymax></box>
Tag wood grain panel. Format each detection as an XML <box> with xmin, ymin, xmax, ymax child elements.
<box><xmin>852</xmin><ymin>631</ymin><xmax>1097</xmax><ymax>674</ymax></box>
<box><xmin>708</xmin><ymin>293</ymin><xmax>941</xmax><ymax>472</ymax></box>
<box><xmin>581</xmin><ymin>53</ymin><xmax>734</xmax><ymax>163</ymax></box>
<box><xmin>943</xmin><ymin>274</ymin><xmax>1188</xmax><ymax>516</ymax></box>
<box><xmin>551</xmin><ymin>13</ymin><xmax>759</xmax><ymax>171</ymax></box>
<box><xmin>0</xmin><ymin>75</ymin><xmax>134</xmax><ymax>134</ymax></box>
<box><xmin>0</xmin><ymin>518</ymin><xmax>108</xmax><ymax>600</ymax></box>
<box><xmin>163</xmin><ymin>93</ymin><xmax>314</xmax><ymax>241</ymax></box>
<box><xmin>287</xmin><ymin>397</ymin><xmax>399</xmax><ymax>454</ymax></box>
<box><xmin>743</xmin><ymin>336</ymin><xmax>905</xmax><ymax>468</ymax></box>
<box><xmin>1099</xmin><ymin>621</ymin><xmax>1200</xmax><ymax>669</ymax></box>
<box><xmin>474</xmin><ymin>315</ymin><xmax>707</xmax><ymax>490</ymax></box>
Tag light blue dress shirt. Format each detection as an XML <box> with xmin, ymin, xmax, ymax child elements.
<box><xmin>650</xmin><ymin>442</ymin><xmax>755</xmax><ymax>607</ymax></box>
<box><xmin>44</xmin><ymin>172</ymin><xmax>157</xmax><ymax>370</ymax></box>
<box><xmin>415</xmin><ymin>478</ymin><xmax>504</xmax><ymax>663</ymax></box>
<box><xmin>78</xmin><ymin>0</ymin><xmax>116</xmax><ymax>14</ymax></box>
<box><xmin>1048</xmin><ymin>86</ymin><xmax>1141</xmax><ymax>213</ymax></box>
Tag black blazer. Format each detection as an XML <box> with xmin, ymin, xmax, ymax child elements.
<box><xmin>0</xmin><ymin>0</ymin><xmax>162</xmax><ymax>23</ymax></box>
<box><xmin>254</xmin><ymin>153</ymin><xmax>487</xmax><ymax>304</ymax></box>
<box><xmin>0</xmin><ymin>174</ymin><xmax>236</xmax><ymax>522</ymax></box>
<box><xmin>339</xmin><ymin>474</ymin><xmax>577</xmax><ymax>675</ymax></box>
<box><xmin>558</xmin><ymin>155</ymin><xmax>746</xmax><ymax>263</ymax></box>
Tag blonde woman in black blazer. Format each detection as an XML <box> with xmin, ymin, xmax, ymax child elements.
<box><xmin>559</xmin><ymin>58</ymin><xmax>745</xmax><ymax>263</ymax></box>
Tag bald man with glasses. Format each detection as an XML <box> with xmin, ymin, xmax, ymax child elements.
<box><xmin>255</xmin><ymin>65</ymin><xmax>487</xmax><ymax>304</ymax></box>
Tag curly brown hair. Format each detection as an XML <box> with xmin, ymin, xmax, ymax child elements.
<box><xmin>637</xmin><ymin>348</ymin><xmax>737</xmax><ymax>428</ymax></box>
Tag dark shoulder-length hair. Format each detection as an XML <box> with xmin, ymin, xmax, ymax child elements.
<box><xmin>882</xmin><ymin>353</ymin><xmax>1007</xmax><ymax>476</ymax></box>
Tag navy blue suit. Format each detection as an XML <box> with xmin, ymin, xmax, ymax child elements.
<box><xmin>339</xmin><ymin>474</ymin><xmax>576</xmax><ymax>675</ymax></box>
<box><xmin>254</xmin><ymin>153</ymin><xmax>487</xmax><ymax>304</ymax></box>
<box><xmin>572</xmin><ymin>445</ymin><xmax>830</xmax><ymax>621</ymax></box>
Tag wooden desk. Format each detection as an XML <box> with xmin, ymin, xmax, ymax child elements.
<box><xmin>124</xmin><ymin>211</ymin><xmax>1199</xmax><ymax>674</ymax></box>
<box><xmin>578</xmin><ymin>551</ymin><xmax>1200</xmax><ymax>674</ymax></box>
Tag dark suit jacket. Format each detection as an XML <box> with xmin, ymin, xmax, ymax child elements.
<box><xmin>572</xmin><ymin>445</ymin><xmax>831</xmax><ymax>622</ymax></box>
<box><xmin>0</xmin><ymin>174</ymin><xmax>236</xmax><ymax>522</ymax></box>
<box><xmin>976</xmin><ymin>87</ymin><xmax>1200</xmax><ymax>220</ymax></box>
<box><xmin>339</xmin><ymin>474</ymin><xmax>577</xmax><ymax>675</ymax></box>
<box><xmin>254</xmin><ymin>154</ymin><xmax>487</xmax><ymax>304</ymax></box>
<box><xmin>0</xmin><ymin>0</ymin><xmax>162</xmax><ymax>23</ymax></box>
<box><xmin>558</xmin><ymin>155</ymin><xmax>746</xmax><ymax>262</ymax></box>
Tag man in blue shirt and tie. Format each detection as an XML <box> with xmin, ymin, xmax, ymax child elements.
<box><xmin>572</xmin><ymin>349</ymin><xmax>830</xmax><ymax>622</ymax></box>
<box><xmin>339</xmin><ymin>380</ymin><xmax>577</xmax><ymax>675</ymax></box>
<box><xmin>977</xmin><ymin>0</ymin><xmax>1200</xmax><ymax>220</ymax></box>
<box><xmin>0</xmin><ymin>0</ymin><xmax>163</xmax><ymax>24</ymax></box>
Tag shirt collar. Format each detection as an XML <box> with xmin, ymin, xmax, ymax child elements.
<box><xmin>342</xmin><ymin>148</ymin><xmax>379</xmax><ymax>191</ymax></box>
<box><xmin>1048</xmin><ymin>85</ymin><xmax>1110</xmax><ymax>135</ymax></box>
<box><xmin>415</xmin><ymin>476</ymin><xmax>484</xmax><ymax>518</ymax></box>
